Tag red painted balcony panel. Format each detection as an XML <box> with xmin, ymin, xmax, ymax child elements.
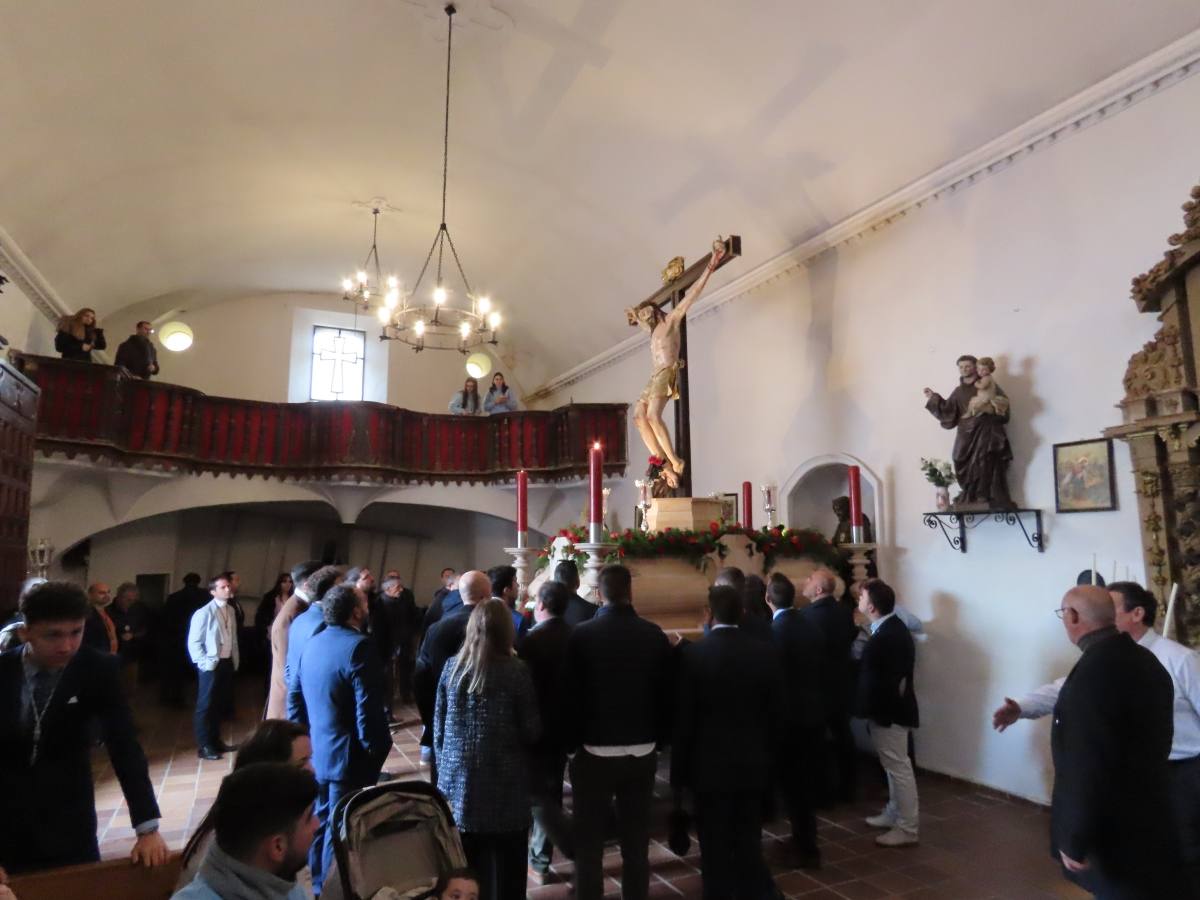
<box><xmin>15</xmin><ymin>355</ymin><xmax>626</xmax><ymax>483</ymax></box>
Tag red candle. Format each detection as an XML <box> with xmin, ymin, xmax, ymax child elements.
<box><xmin>589</xmin><ymin>442</ymin><xmax>603</xmax><ymax>525</ymax></box>
<box><xmin>848</xmin><ymin>465</ymin><xmax>863</xmax><ymax>526</ymax></box>
<box><xmin>742</xmin><ymin>481</ymin><xmax>753</xmax><ymax>530</ymax></box>
<box><xmin>516</xmin><ymin>470</ymin><xmax>528</xmax><ymax>534</ymax></box>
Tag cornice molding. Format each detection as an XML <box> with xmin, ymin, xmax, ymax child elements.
<box><xmin>0</xmin><ymin>224</ymin><xmax>71</xmax><ymax>324</ymax></box>
<box><xmin>527</xmin><ymin>27</ymin><xmax>1200</xmax><ymax>403</ymax></box>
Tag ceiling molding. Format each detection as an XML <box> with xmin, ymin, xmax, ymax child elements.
<box><xmin>526</xmin><ymin>27</ymin><xmax>1200</xmax><ymax>403</ymax></box>
<box><xmin>0</xmin><ymin>224</ymin><xmax>71</xmax><ymax>324</ymax></box>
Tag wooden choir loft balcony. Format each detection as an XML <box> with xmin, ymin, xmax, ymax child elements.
<box><xmin>13</xmin><ymin>354</ymin><xmax>627</xmax><ymax>485</ymax></box>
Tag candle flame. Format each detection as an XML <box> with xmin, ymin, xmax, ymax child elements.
<box><xmin>593</xmin><ymin>441</ymin><xmax>601</xmax><ymax>450</ymax></box>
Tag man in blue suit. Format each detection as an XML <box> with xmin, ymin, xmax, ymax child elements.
<box><xmin>0</xmin><ymin>582</ymin><xmax>169</xmax><ymax>874</ymax></box>
<box><xmin>288</xmin><ymin>583</ymin><xmax>391</xmax><ymax>895</ymax></box>
<box><xmin>284</xmin><ymin>564</ymin><xmax>343</xmax><ymax>710</ymax></box>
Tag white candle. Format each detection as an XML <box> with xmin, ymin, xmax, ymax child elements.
<box><xmin>1091</xmin><ymin>554</ymin><xmax>1097</xmax><ymax>586</ymax></box>
<box><xmin>1112</xmin><ymin>562</ymin><xmax>1117</xmax><ymax>584</ymax></box>
<box><xmin>1164</xmin><ymin>583</ymin><xmax>1179</xmax><ymax>640</ymax></box>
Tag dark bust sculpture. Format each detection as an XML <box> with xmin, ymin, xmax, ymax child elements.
<box><xmin>830</xmin><ymin>495</ymin><xmax>874</xmax><ymax>546</ymax></box>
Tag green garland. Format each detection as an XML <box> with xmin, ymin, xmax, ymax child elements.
<box><xmin>536</xmin><ymin>522</ymin><xmax>846</xmax><ymax>576</ymax></box>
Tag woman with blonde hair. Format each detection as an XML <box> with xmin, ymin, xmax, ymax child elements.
<box><xmin>54</xmin><ymin>308</ymin><xmax>106</xmax><ymax>361</ymax></box>
<box><xmin>434</xmin><ymin>599</ymin><xmax>540</xmax><ymax>900</ymax></box>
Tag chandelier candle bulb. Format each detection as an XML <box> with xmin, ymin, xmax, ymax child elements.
<box><xmin>848</xmin><ymin>465</ymin><xmax>863</xmax><ymax>543</ymax></box>
<box><xmin>742</xmin><ymin>481</ymin><xmax>753</xmax><ymax>529</ymax></box>
<box><xmin>589</xmin><ymin>442</ymin><xmax>604</xmax><ymax>543</ymax></box>
<box><xmin>516</xmin><ymin>470</ymin><xmax>528</xmax><ymax>548</ymax></box>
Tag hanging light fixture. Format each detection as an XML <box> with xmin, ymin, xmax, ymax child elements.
<box><xmin>369</xmin><ymin>3</ymin><xmax>501</xmax><ymax>353</ymax></box>
<box><xmin>341</xmin><ymin>207</ymin><xmax>402</xmax><ymax>312</ymax></box>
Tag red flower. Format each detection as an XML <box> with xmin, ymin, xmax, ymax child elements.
<box><xmin>648</xmin><ymin>455</ymin><xmax>665</xmax><ymax>466</ymax></box>
<box><xmin>709</xmin><ymin>521</ymin><xmax>720</xmax><ymax>534</ymax></box>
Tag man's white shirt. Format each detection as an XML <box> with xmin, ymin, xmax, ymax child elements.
<box><xmin>1017</xmin><ymin>629</ymin><xmax>1200</xmax><ymax>759</ymax></box>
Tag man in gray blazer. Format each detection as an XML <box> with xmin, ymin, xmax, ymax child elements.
<box><xmin>188</xmin><ymin>575</ymin><xmax>240</xmax><ymax>760</ymax></box>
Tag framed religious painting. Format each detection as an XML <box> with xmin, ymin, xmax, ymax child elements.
<box><xmin>1053</xmin><ymin>438</ymin><xmax>1116</xmax><ymax>513</ymax></box>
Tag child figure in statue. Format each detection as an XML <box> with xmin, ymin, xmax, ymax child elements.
<box><xmin>965</xmin><ymin>357</ymin><xmax>1007</xmax><ymax>417</ymax></box>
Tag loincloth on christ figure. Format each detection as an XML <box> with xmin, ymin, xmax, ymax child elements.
<box><xmin>640</xmin><ymin>360</ymin><xmax>684</xmax><ymax>403</ymax></box>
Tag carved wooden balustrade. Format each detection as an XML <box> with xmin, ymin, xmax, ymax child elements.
<box><xmin>13</xmin><ymin>354</ymin><xmax>626</xmax><ymax>484</ymax></box>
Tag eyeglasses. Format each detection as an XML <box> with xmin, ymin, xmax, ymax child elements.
<box><xmin>1054</xmin><ymin>606</ymin><xmax>1070</xmax><ymax>619</ymax></box>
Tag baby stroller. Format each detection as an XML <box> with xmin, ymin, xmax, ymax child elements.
<box><xmin>323</xmin><ymin>781</ymin><xmax>467</xmax><ymax>900</ymax></box>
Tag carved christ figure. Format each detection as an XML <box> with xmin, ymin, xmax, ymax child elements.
<box><xmin>625</xmin><ymin>240</ymin><xmax>727</xmax><ymax>489</ymax></box>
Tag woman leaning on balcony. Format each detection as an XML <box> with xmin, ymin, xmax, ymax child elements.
<box><xmin>449</xmin><ymin>377</ymin><xmax>483</xmax><ymax>416</ymax></box>
<box><xmin>54</xmin><ymin>307</ymin><xmax>107</xmax><ymax>362</ymax></box>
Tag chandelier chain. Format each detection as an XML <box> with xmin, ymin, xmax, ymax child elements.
<box><xmin>441</xmin><ymin>5</ymin><xmax>453</xmax><ymax>227</ymax></box>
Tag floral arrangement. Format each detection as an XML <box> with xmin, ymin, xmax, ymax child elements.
<box><xmin>919</xmin><ymin>457</ymin><xmax>956</xmax><ymax>488</ymax></box>
<box><xmin>536</xmin><ymin>521</ymin><xmax>846</xmax><ymax>576</ymax></box>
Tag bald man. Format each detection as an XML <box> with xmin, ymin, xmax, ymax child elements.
<box><xmin>1049</xmin><ymin>585</ymin><xmax>1181</xmax><ymax>897</ymax></box>
<box><xmin>414</xmin><ymin>570</ymin><xmax>490</xmax><ymax>784</ymax></box>
<box><xmin>800</xmin><ymin>569</ymin><xmax>858</xmax><ymax>803</ymax></box>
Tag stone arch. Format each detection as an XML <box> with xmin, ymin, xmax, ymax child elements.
<box><xmin>779</xmin><ymin>453</ymin><xmax>884</xmax><ymax>545</ymax></box>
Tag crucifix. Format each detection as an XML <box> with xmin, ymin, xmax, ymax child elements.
<box><xmin>625</xmin><ymin>234</ymin><xmax>741</xmax><ymax>497</ymax></box>
<box><xmin>319</xmin><ymin>331</ymin><xmax>363</xmax><ymax>397</ymax></box>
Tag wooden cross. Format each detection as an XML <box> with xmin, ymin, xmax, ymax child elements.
<box><xmin>629</xmin><ymin>234</ymin><xmax>741</xmax><ymax>497</ymax></box>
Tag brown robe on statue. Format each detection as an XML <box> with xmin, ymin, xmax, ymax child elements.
<box><xmin>925</xmin><ymin>380</ymin><xmax>1015</xmax><ymax>509</ymax></box>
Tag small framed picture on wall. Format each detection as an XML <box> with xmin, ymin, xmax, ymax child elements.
<box><xmin>1053</xmin><ymin>438</ymin><xmax>1117</xmax><ymax>513</ymax></box>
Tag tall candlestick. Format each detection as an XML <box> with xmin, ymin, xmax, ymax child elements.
<box><xmin>516</xmin><ymin>470</ymin><xmax>528</xmax><ymax>548</ymax></box>
<box><xmin>742</xmin><ymin>481</ymin><xmax>753</xmax><ymax>530</ymax></box>
<box><xmin>848</xmin><ymin>466</ymin><xmax>863</xmax><ymax>543</ymax></box>
<box><xmin>589</xmin><ymin>442</ymin><xmax>603</xmax><ymax>543</ymax></box>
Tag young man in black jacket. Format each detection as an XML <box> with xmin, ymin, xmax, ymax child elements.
<box><xmin>0</xmin><ymin>582</ymin><xmax>168</xmax><ymax>874</ymax></box>
<box><xmin>856</xmin><ymin>578</ymin><xmax>919</xmax><ymax>848</ymax></box>
<box><xmin>565</xmin><ymin>564</ymin><xmax>673</xmax><ymax>900</ymax></box>
<box><xmin>518</xmin><ymin>580</ymin><xmax>576</xmax><ymax>884</ymax></box>
<box><xmin>673</xmin><ymin>584</ymin><xmax>782</xmax><ymax>898</ymax></box>
<box><xmin>767</xmin><ymin>573</ymin><xmax>826</xmax><ymax>868</ymax></box>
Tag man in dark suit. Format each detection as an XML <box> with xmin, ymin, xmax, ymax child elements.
<box><xmin>423</xmin><ymin>568</ymin><xmax>462</xmax><ymax>632</ymax></box>
<box><xmin>82</xmin><ymin>581</ymin><xmax>117</xmax><ymax>654</ymax></box>
<box><xmin>856</xmin><ymin>579</ymin><xmax>920</xmax><ymax>848</ymax></box>
<box><xmin>0</xmin><ymin>582</ymin><xmax>169</xmax><ymax>874</ymax></box>
<box><xmin>712</xmin><ymin>567</ymin><xmax>771</xmax><ymax>642</ymax></box>
<box><xmin>413</xmin><ymin>570</ymin><xmax>488</xmax><ymax>783</ymax></box>
<box><xmin>554</xmin><ymin>560</ymin><xmax>597</xmax><ymax>627</ymax></box>
<box><xmin>767</xmin><ymin>573</ymin><xmax>825</xmax><ymax>868</ymax></box>
<box><xmin>673</xmin><ymin>584</ymin><xmax>782</xmax><ymax>899</ymax></box>
<box><xmin>380</xmin><ymin>574</ymin><xmax>421</xmax><ymax>706</ymax></box>
<box><xmin>519</xmin><ymin>581</ymin><xmax>576</xmax><ymax>885</ymax></box>
<box><xmin>800</xmin><ymin>568</ymin><xmax>859</xmax><ymax>803</ymax></box>
<box><xmin>288</xmin><ymin>583</ymin><xmax>391</xmax><ymax>895</ymax></box>
<box><xmin>565</xmin><ymin>564</ymin><xmax>674</xmax><ymax>900</ymax></box>
<box><xmin>161</xmin><ymin>572</ymin><xmax>209</xmax><ymax>707</ymax></box>
<box><xmin>1049</xmin><ymin>585</ymin><xmax>1181</xmax><ymax>897</ymax></box>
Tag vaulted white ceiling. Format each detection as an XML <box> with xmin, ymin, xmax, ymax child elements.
<box><xmin>3</xmin><ymin>0</ymin><xmax>1199</xmax><ymax>386</ymax></box>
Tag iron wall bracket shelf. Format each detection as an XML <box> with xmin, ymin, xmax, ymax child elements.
<box><xmin>923</xmin><ymin>509</ymin><xmax>1044</xmax><ymax>554</ymax></box>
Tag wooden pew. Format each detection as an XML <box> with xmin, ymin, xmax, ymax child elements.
<box><xmin>8</xmin><ymin>854</ymin><xmax>182</xmax><ymax>900</ymax></box>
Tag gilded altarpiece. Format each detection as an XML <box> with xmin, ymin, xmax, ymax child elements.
<box><xmin>1105</xmin><ymin>183</ymin><xmax>1200</xmax><ymax>646</ymax></box>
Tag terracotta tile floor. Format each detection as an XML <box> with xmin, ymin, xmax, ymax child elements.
<box><xmin>92</xmin><ymin>680</ymin><xmax>1086</xmax><ymax>899</ymax></box>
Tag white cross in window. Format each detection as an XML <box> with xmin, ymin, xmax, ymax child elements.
<box><xmin>319</xmin><ymin>334</ymin><xmax>362</xmax><ymax>397</ymax></box>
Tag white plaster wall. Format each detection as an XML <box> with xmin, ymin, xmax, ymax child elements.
<box><xmin>537</xmin><ymin>73</ymin><xmax>1200</xmax><ymax>803</ymax></box>
<box><xmin>0</xmin><ymin>278</ymin><xmax>56</xmax><ymax>356</ymax></box>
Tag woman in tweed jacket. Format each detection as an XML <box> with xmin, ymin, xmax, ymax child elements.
<box><xmin>435</xmin><ymin>598</ymin><xmax>541</xmax><ymax>900</ymax></box>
